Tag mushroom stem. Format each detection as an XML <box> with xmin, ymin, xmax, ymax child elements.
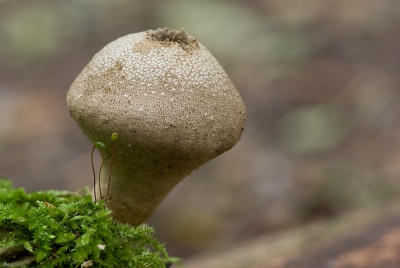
<box><xmin>95</xmin><ymin>149</ymin><xmax>194</xmax><ymax>226</ymax></box>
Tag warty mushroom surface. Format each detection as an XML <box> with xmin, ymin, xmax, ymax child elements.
<box><xmin>67</xmin><ymin>28</ymin><xmax>246</xmax><ymax>226</ymax></box>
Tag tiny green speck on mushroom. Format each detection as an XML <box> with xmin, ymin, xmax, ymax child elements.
<box><xmin>67</xmin><ymin>28</ymin><xmax>246</xmax><ymax>226</ymax></box>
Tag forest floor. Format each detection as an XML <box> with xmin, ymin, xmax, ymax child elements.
<box><xmin>184</xmin><ymin>197</ymin><xmax>400</xmax><ymax>268</ymax></box>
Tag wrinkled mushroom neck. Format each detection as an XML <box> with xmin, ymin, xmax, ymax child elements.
<box><xmin>95</xmin><ymin>149</ymin><xmax>194</xmax><ymax>226</ymax></box>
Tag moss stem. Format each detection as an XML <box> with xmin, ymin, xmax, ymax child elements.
<box><xmin>91</xmin><ymin>146</ymin><xmax>97</xmax><ymax>202</ymax></box>
<box><xmin>105</xmin><ymin>141</ymin><xmax>115</xmax><ymax>205</ymax></box>
<box><xmin>98</xmin><ymin>155</ymin><xmax>111</xmax><ymax>200</ymax></box>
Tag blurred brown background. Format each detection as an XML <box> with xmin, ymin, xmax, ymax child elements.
<box><xmin>1</xmin><ymin>0</ymin><xmax>400</xmax><ymax>264</ymax></box>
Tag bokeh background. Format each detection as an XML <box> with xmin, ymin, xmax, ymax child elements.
<box><xmin>1</xmin><ymin>0</ymin><xmax>400</xmax><ymax>262</ymax></box>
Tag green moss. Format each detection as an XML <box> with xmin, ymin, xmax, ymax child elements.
<box><xmin>0</xmin><ymin>179</ymin><xmax>178</xmax><ymax>267</ymax></box>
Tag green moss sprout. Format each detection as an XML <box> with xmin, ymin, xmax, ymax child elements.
<box><xmin>91</xmin><ymin>133</ymin><xmax>117</xmax><ymax>204</ymax></box>
<box><xmin>106</xmin><ymin>133</ymin><xmax>117</xmax><ymax>205</ymax></box>
<box><xmin>0</xmin><ymin>179</ymin><xmax>178</xmax><ymax>267</ymax></box>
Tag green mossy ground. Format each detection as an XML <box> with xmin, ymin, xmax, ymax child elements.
<box><xmin>0</xmin><ymin>179</ymin><xmax>178</xmax><ymax>267</ymax></box>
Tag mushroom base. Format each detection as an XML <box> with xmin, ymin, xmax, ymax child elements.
<box><xmin>95</xmin><ymin>150</ymin><xmax>197</xmax><ymax>226</ymax></box>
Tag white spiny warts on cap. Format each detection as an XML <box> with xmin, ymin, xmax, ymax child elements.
<box><xmin>67</xmin><ymin>28</ymin><xmax>246</xmax><ymax>226</ymax></box>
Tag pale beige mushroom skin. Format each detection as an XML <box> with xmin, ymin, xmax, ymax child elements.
<box><xmin>67</xmin><ymin>29</ymin><xmax>246</xmax><ymax>226</ymax></box>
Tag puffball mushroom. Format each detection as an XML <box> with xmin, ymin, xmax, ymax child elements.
<box><xmin>67</xmin><ymin>28</ymin><xmax>246</xmax><ymax>226</ymax></box>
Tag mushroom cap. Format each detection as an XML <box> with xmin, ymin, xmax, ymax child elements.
<box><xmin>67</xmin><ymin>29</ymin><xmax>245</xmax><ymax>166</ymax></box>
<box><xmin>67</xmin><ymin>29</ymin><xmax>246</xmax><ymax>225</ymax></box>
